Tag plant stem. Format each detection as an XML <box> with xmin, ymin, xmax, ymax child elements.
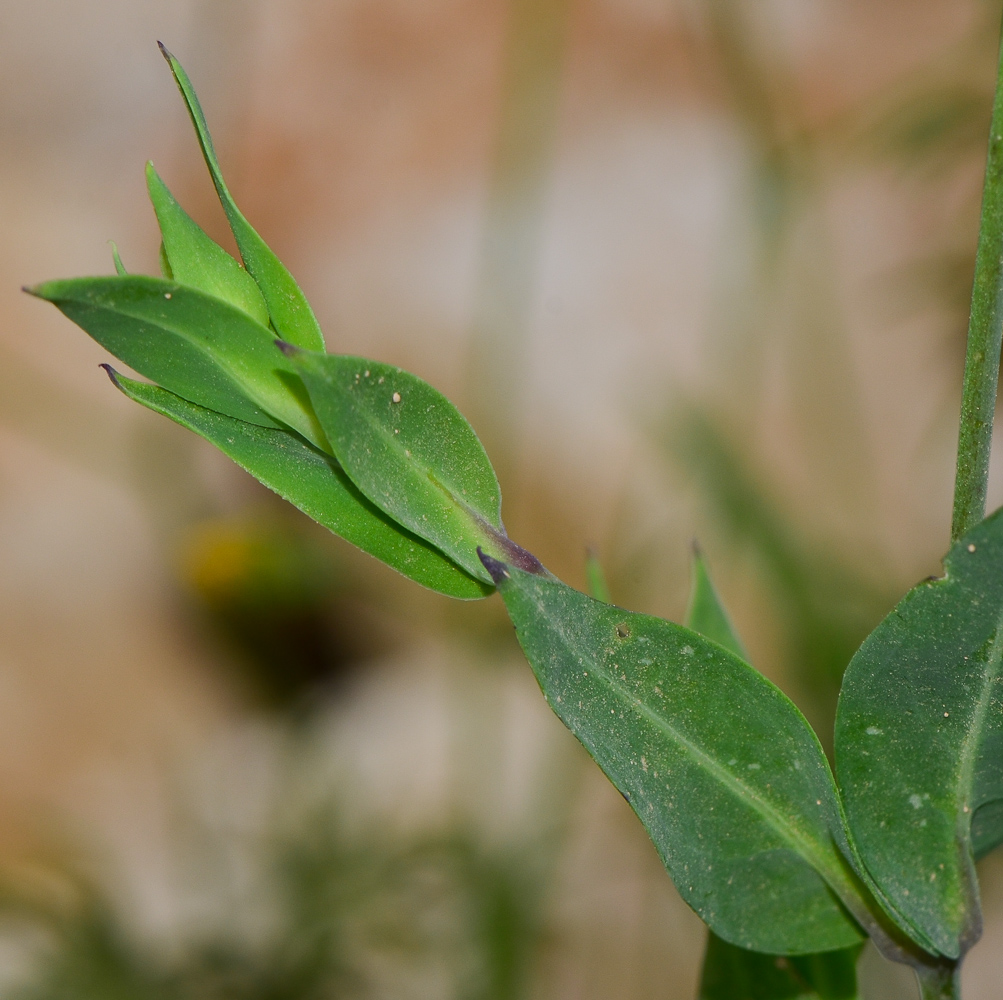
<box><xmin>951</xmin><ymin>16</ymin><xmax>1003</xmax><ymax>541</ymax></box>
<box><xmin>915</xmin><ymin>962</ymin><xmax>961</xmax><ymax>1000</ymax></box>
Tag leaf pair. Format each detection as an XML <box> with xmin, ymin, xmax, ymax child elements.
<box><xmin>29</xmin><ymin>47</ymin><xmax>514</xmax><ymax>601</ymax></box>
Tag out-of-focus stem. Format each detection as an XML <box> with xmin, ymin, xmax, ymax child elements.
<box><xmin>467</xmin><ymin>0</ymin><xmax>568</xmax><ymax>470</ymax></box>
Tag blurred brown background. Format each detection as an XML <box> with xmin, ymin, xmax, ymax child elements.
<box><xmin>2</xmin><ymin>1</ymin><xmax>1003</xmax><ymax>997</ymax></box>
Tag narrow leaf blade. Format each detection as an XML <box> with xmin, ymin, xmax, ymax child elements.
<box><xmin>108</xmin><ymin>369</ymin><xmax>491</xmax><ymax>600</ymax></box>
<box><xmin>29</xmin><ymin>276</ymin><xmax>325</xmax><ymax>447</ymax></box>
<box><xmin>686</xmin><ymin>546</ymin><xmax>746</xmax><ymax>660</ymax></box>
<box><xmin>146</xmin><ymin>162</ymin><xmax>270</xmax><ymax>327</ymax></box>
<box><xmin>482</xmin><ymin>556</ymin><xmax>867</xmax><ymax>954</ymax></box>
<box><xmin>159</xmin><ymin>44</ymin><xmax>325</xmax><ymax>352</ymax></box>
<box><xmin>291</xmin><ymin>350</ymin><xmax>504</xmax><ymax>583</ymax></box>
<box><xmin>835</xmin><ymin>507</ymin><xmax>1003</xmax><ymax>959</ymax></box>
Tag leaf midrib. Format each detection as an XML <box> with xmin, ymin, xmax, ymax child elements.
<box><xmin>525</xmin><ymin>582</ymin><xmax>850</xmax><ymax>896</ymax></box>
<box><xmin>340</xmin><ymin>375</ymin><xmax>500</xmax><ymax>532</ymax></box>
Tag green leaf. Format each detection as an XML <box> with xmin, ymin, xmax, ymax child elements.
<box><xmin>28</xmin><ymin>276</ymin><xmax>326</xmax><ymax>449</ymax></box>
<box><xmin>685</xmin><ymin>552</ymin><xmax>861</xmax><ymax>998</ymax></box>
<box><xmin>585</xmin><ymin>549</ymin><xmax>612</xmax><ymax>603</ymax></box>
<box><xmin>146</xmin><ymin>161</ymin><xmax>270</xmax><ymax>327</ymax></box>
<box><xmin>835</xmin><ymin>507</ymin><xmax>1003</xmax><ymax>959</ymax></box>
<box><xmin>109</xmin><ymin>241</ymin><xmax>127</xmax><ymax>276</ymax></box>
<box><xmin>159</xmin><ymin>43</ymin><xmax>325</xmax><ymax>352</ymax></box>
<box><xmin>107</xmin><ymin>368</ymin><xmax>491</xmax><ymax>600</ymax></box>
<box><xmin>288</xmin><ymin>349</ymin><xmax>506</xmax><ymax>584</ymax></box>
<box><xmin>699</xmin><ymin>933</ymin><xmax>861</xmax><ymax>1000</ymax></box>
<box><xmin>685</xmin><ymin>545</ymin><xmax>746</xmax><ymax>660</ymax></box>
<box><xmin>478</xmin><ymin>554</ymin><xmax>868</xmax><ymax>954</ymax></box>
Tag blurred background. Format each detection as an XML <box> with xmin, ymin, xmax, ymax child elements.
<box><xmin>2</xmin><ymin>0</ymin><xmax>1003</xmax><ymax>996</ymax></box>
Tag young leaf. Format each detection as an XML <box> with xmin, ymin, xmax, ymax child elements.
<box><xmin>835</xmin><ymin>506</ymin><xmax>1003</xmax><ymax>959</ymax></box>
<box><xmin>478</xmin><ymin>554</ymin><xmax>868</xmax><ymax>955</ymax></box>
<box><xmin>28</xmin><ymin>276</ymin><xmax>326</xmax><ymax>448</ymax></box>
<box><xmin>159</xmin><ymin>44</ymin><xmax>325</xmax><ymax>352</ymax></box>
<box><xmin>288</xmin><ymin>350</ymin><xmax>506</xmax><ymax>584</ymax></box>
<box><xmin>585</xmin><ymin>549</ymin><xmax>612</xmax><ymax>604</ymax></box>
<box><xmin>106</xmin><ymin>368</ymin><xmax>491</xmax><ymax>600</ymax></box>
<box><xmin>146</xmin><ymin>162</ymin><xmax>270</xmax><ymax>327</ymax></box>
<box><xmin>109</xmin><ymin>241</ymin><xmax>127</xmax><ymax>276</ymax></box>
<box><xmin>699</xmin><ymin>933</ymin><xmax>861</xmax><ymax>1000</ymax></box>
<box><xmin>685</xmin><ymin>551</ymin><xmax>861</xmax><ymax>999</ymax></box>
<box><xmin>685</xmin><ymin>545</ymin><xmax>746</xmax><ymax>660</ymax></box>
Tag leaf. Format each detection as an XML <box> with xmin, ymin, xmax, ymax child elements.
<box><xmin>585</xmin><ymin>549</ymin><xmax>612</xmax><ymax>603</ymax></box>
<box><xmin>699</xmin><ymin>933</ymin><xmax>861</xmax><ymax>1000</ymax></box>
<box><xmin>28</xmin><ymin>276</ymin><xmax>326</xmax><ymax>449</ymax></box>
<box><xmin>159</xmin><ymin>43</ymin><xmax>325</xmax><ymax>352</ymax></box>
<box><xmin>106</xmin><ymin>368</ymin><xmax>491</xmax><ymax>600</ymax></box>
<box><xmin>146</xmin><ymin>162</ymin><xmax>270</xmax><ymax>327</ymax></box>
<box><xmin>685</xmin><ymin>545</ymin><xmax>746</xmax><ymax>660</ymax></box>
<box><xmin>685</xmin><ymin>551</ymin><xmax>861</xmax><ymax>998</ymax></box>
<box><xmin>109</xmin><ymin>241</ymin><xmax>127</xmax><ymax>276</ymax></box>
<box><xmin>478</xmin><ymin>553</ymin><xmax>868</xmax><ymax>954</ymax></box>
<box><xmin>288</xmin><ymin>350</ymin><xmax>507</xmax><ymax>584</ymax></box>
<box><xmin>835</xmin><ymin>507</ymin><xmax>1003</xmax><ymax>959</ymax></box>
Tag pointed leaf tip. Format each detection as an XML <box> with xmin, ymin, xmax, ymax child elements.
<box><xmin>157</xmin><ymin>41</ymin><xmax>172</xmax><ymax>61</ymax></box>
<box><xmin>274</xmin><ymin>339</ymin><xmax>301</xmax><ymax>357</ymax></box>
<box><xmin>477</xmin><ymin>548</ymin><xmax>510</xmax><ymax>584</ymax></box>
<box><xmin>98</xmin><ymin>363</ymin><xmax>121</xmax><ymax>388</ymax></box>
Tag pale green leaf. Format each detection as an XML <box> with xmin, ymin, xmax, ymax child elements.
<box><xmin>159</xmin><ymin>44</ymin><xmax>325</xmax><ymax>352</ymax></box>
<box><xmin>107</xmin><ymin>368</ymin><xmax>491</xmax><ymax>600</ymax></box>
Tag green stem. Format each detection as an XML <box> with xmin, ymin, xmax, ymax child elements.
<box><xmin>915</xmin><ymin>962</ymin><xmax>961</xmax><ymax>1000</ymax></box>
<box><xmin>951</xmin><ymin>15</ymin><xmax>1003</xmax><ymax>541</ymax></box>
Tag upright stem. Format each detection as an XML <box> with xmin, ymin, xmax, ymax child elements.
<box><xmin>951</xmin><ymin>16</ymin><xmax>1003</xmax><ymax>541</ymax></box>
<box><xmin>916</xmin><ymin>962</ymin><xmax>961</xmax><ymax>1000</ymax></box>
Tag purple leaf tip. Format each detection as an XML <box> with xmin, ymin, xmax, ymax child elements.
<box><xmin>157</xmin><ymin>41</ymin><xmax>173</xmax><ymax>61</ymax></box>
<box><xmin>99</xmin><ymin>363</ymin><xmax>122</xmax><ymax>387</ymax></box>
<box><xmin>275</xmin><ymin>339</ymin><xmax>301</xmax><ymax>357</ymax></box>
<box><xmin>477</xmin><ymin>548</ymin><xmax>510</xmax><ymax>584</ymax></box>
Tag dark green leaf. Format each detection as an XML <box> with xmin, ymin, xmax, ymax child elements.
<box><xmin>108</xmin><ymin>369</ymin><xmax>491</xmax><ymax>600</ymax></box>
<box><xmin>686</xmin><ymin>552</ymin><xmax>861</xmax><ymax>998</ymax></box>
<box><xmin>146</xmin><ymin>161</ymin><xmax>270</xmax><ymax>327</ymax></box>
<box><xmin>835</xmin><ymin>506</ymin><xmax>1003</xmax><ymax>959</ymax></box>
<box><xmin>699</xmin><ymin>933</ymin><xmax>861</xmax><ymax>1000</ymax></box>
<box><xmin>290</xmin><ymin>350</ymin><xmax>504</xmax><ymax>584</ymax></box>
<box><xmin>159</xmin><ymin>44</ymin><xmax>325</xmax><ymax>352</ymax></box>
<box><xmin>480</xmin><ymin>556</ymin><xmax>868</xmax><ymax>954</ymax></box>
<box><xmin>28</xmin><ymin>276</ymin><xmax>326</xmax><ymax>448</ymax></box>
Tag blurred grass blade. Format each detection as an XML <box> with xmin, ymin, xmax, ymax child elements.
<box><xmin>479</xmin><ymin>554</ymin><xmax>869</xmax><ymax>955</ymax></box>
<box><xmin>836</xmin><ymin>507</ymin><xmax>1003</xmax><ymax>959</ymax></box>
<box><xmin>28</xmin><ymin>276</ymin><xmax>326</xmax><ymax>448</ymax></box>
<box><xmin>686</xmin><ymin>552</ymin><xmax>861</xmax><ymax>998</ymax></box>
<box><xmin>289</xmin><ymin>350</ymin><xmax>508</xmax><ymax>584</ymax></box>
<box><xmin>159</xmin><ymin>43</ymin><xmax>325</xmax><ymax>352</ymax></box>
<box><xmin>146</xmin><ymin>162</ymin><xmax>270</xmax><ymax>327</ymax></box>
<box><xmin>107</xmin><ymin>368</ymin><xmax>491</xmax><ymax>599</ymax></box>
<box><xmin>699</xmin><ymin>933</ymin><xmax>861</xmax><ymax>1000</ymax></box>
<box><xmin>585</xmin><ymin>549</ymin><xmax>612</xmax><ymax>603</ymax></box>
